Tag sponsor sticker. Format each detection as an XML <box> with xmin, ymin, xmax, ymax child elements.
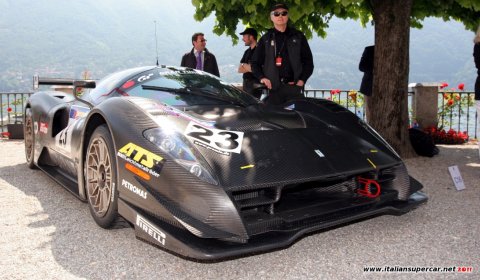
<box><xmin>121</xmin><ymin>179</ymin><xmax>147</xmax><ymax>199</ymax></box>
<box><xmin>39</xmin><ymin>122</ymin><xmax>48</xmax><ymax>134</ymax></box>
<box><xmin>136</xmin><ymin>214</ymin><xmax>166</xmax><ymax>246</ymax></box>
<box><xmin>240</xmin><ymin>164</ymin><xmax>255</xmax><ymax>170</ymax></box>
<box><xmin>111</xmin><ymin>182</ymin><xmax>115</xmax><ymax>202</ymax></box>
<box><xmin>33</xmin><ymin>121</ymin><xmax>38</xmax><ymax>134</ymax></box>
<box><xmin>137</xmin><ymin>73</ymin><xmax>154</xmax><ymax>83</ymax></box>
<box><xmin>314</xmin><ymin>149</ymin><xmax>325</xmax><ymax>158</ymax></box>
<box><xmin>117</xmin><ymin>142</ymin><xmax>163</xmax><ymax>178</ymax></box>
<box><xmin>69</xmin><ymin>105</ymin><xmax>90</xmax><ymax>120</ymax></box>
<box><xmin>185</xmin><ymin>122</ymin><xmax>244</xmax><ymax>155</ymax></box>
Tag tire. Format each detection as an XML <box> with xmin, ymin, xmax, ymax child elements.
<box><xmin>24</xmin><ymin>108</ymin><xmax>36</xmax><ymax>169</ymax></box>
<box><xmin>85</xmin><ymin>124</ymin><xmax>119</xmax><ymax>228</ymax></box>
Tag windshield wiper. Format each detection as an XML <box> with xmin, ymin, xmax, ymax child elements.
<box><xmin>142</xmin><ymin>85</ymin><xmax>245</xmax><ymax>107</ymax></box>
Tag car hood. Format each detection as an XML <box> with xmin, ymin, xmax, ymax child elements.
<box><xmin>141</xmin><ymin>100</ymin><xmax>401</xmax><ymax>188</ymax></box>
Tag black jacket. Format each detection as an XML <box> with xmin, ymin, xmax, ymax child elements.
<box><xmin>181</xmin><ymin>48</ymin><xmax>220</xmax><ymax>77</ymax></box>
<box><xmin>359</xmin><ymin>45</ymin><xmax>374</xmax><ymax>97</ymax></box>
<box><xmin>474</xmin><ymin>43</ymin><xmax>480</xmax><ymax>100</ymax></box>
<box><xmin>251</xmin><ymin>27</ymin><xmax>314</xmax><ymax>90</ymax></box>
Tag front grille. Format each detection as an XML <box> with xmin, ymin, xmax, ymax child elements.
<box><xmin>233</xmin><ymin>186</ymin><xmax>281</xmax><ymax>210</ymax></box>
<box><xmin>230</xmin><ymin>165</ymin><xmax>411</xmax><ymax>236</ymax></box>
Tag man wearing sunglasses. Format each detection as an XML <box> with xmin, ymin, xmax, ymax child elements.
<box><xmin>251</xmin><ymin>3</ymin><xmax>314</xmax><ymax>105</ymax></box>
<box><xmin>181</xmin><ymin>32</ymin><xmax>220</xmax><ymax>77</ymax></box>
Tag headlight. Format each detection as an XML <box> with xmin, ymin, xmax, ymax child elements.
<box><xmin>144</xmin><ymin>127</ymin><xmax>218</xmax><ymax>185</ymax></box>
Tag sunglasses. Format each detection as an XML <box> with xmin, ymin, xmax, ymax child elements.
<box><xmin>271</xmin><ymin>11</ymin><xmax>288</xmax><ymax>17</ymax></box>
<box><xmin>199</xmin><ymin>39</ymin><xmax>207</xmax><ymax>42</ymax></box>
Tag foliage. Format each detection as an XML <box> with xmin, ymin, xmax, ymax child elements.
<box><xmin>437</xmin><ymin>82</ymin><xmax>475</xmax><ymax>128</ymax></box>
<box><xmin>328</xmin><ymin>89</ymin><xmax>365</xmax><ymax>111</ymax></box>
<box><xmin>420</xmin><ymin>82</ymin><xmax>472</xmax><ymax>145</ymax></box>
<box><xmin>191</xmin><ymin>0</ymin><xmax>480</xmax><ymax>43</ymax></box>
<box><xmin>191</xmin><ymin>0</ymin><xmax>480</xmax><ymax>157</ymax></box>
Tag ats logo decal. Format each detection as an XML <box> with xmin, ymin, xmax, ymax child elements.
<box><xmin>184</xmin><ymin>122</ymin><xmax>244</xmax><ymax>155</ymax></box>
<box><xmin>117</xmin><ymin>143</ymin><xmax>163</xmax><ymax>178</ymax></box>
<box><xmin>136</xmin><ymin>214</ymin><xmax>166</xmax><ymax>246</ymax></box>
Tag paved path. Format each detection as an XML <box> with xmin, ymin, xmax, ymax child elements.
<box><xmin>0</xmin><ymin>139</ymin><xmax>478</xmax><ymax>279</ymax></box>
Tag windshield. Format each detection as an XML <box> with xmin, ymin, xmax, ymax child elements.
<box><xmin>116</xmin><ymin>68</ymin><xmax>259</xmax><ymax>107</ymax></box>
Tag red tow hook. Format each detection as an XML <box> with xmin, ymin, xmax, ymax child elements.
<box><xmin>356</xmin><ymin>177</ymin><xmax>381</xmax><ymax>198</ymax></box>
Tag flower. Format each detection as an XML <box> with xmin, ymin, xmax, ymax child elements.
<box><xmin>458</xmin><ymin>83</ymin><xmax>465</xmax><ymax>91</ymax></box>
<box><xmin>424</xmin><ymin>126</ymin><xmax>469</xmax><ymax>144</ymax></box>
<box><xmin>447</xmin><ymin>99</ymin><xmax>454</xmax><ymax>106</ymax></box>
<box><xmin>348</xmin><ymin>90</ymin><xmax>357</xmax><ymax>102</ymax></box>
<box><xmin>1</xmin><ymin>132</ymin><xmax>11</xmax><ymax>138</ymax></box>
<box><xmin>7</xmin><ymin>107</ymin><xmax>12</xmax><ymax>112</ymax></box>
<box><xmin>330</xmin><ymin>89</ymin><xmax>341</xmax><ymax>95</ymax></box>
<box><xmin>439</xmin><ymin>82</ymin><xmax>448</xmax><ymax>89</ymax></box>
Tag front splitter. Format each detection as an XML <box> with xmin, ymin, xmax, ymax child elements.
<box><xmin>118</xmin><ymin>191</ymin><xmax>428</xmax><ymax>261</ymax></box>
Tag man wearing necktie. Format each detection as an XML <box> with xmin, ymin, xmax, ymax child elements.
<box><xmin>181</xmin><ymin>32</ymin><xmax>220</xmax><ymax>77</ymax></box>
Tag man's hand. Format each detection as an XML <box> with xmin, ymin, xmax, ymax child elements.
<box><xmin>296</xmin><ymin>80</ymin><xmax>305</xmax><ymax>87</ymax></box>
<box><xmin>260</xmin><ymin>78</ymin><xmax>272</xmax><ymax>89</ymax></box>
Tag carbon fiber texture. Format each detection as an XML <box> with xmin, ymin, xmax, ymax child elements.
<box><xmin>228</xmin><ymin>165</ymin><xmax>410</xmax><ymax>236</ymax></box>
<box><xmin>105</xmin><ymin>98</ymin><xmax>248</xmax><ymax>239</ymax></box>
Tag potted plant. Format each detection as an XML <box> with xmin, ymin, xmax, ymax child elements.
<box><xmin>5</xmin><ymin>97</ymin><xmax>26</xmax><ymax>139</ymax></box>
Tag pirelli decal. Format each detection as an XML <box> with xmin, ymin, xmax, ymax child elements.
<box><xmin>117</xmin><ymin>142</ymin><xmax>164</xmax><ymax>178</ymax></box>
<box><xmin>136</xmin><ymin>214</ymin><xmax>166</xmax><ymax>246</ymax></box>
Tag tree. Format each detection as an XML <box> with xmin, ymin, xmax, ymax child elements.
<box><xmin>191</xmin><ymin>0</ymin><xmax>480</xmax><ymax>157</ymax></box>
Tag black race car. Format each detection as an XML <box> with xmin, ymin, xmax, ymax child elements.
<box><xmin>24</xmin><ymin>66</ymin><xmax>427</xmax><ymax>260</ymax></box>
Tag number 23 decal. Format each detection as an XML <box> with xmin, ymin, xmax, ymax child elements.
<box><xmin>185</xmin><ymin>122</ymin><xmax>244</xmax><ymax>154</ymax></box>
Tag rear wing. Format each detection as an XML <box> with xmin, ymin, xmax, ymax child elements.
<box><xmin>33</xmin><ymin>75</ymin><xmax>96</xmax><ymax>90</ymax></box>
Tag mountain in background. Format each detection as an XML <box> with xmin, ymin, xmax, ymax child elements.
<box><xmin>0</xmin><ymin>0</ymin><xmax>476</xmax><ymax>92</ymax></box>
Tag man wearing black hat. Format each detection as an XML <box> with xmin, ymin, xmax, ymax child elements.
<box><xmin>238</xmin><ymin>27</ymin><xmax>261</xmax><ymax>97</ymax></box>
<box><xmin>251</xmin><ymin>3</ymin><xmax>314</xmax><ymax>105</ymax></box>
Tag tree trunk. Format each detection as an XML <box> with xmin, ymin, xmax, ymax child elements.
<box><xmin>368</xmin><ymin>0</ymin><xmax>415</xmax><ymax>158</ymax></box>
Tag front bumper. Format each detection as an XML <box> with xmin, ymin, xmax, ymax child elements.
<box><xmin>118</xmin><ymin>190</ymin><xmax>427</xmax><ymax>261</ymax></box>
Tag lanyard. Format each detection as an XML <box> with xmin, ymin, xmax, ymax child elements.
<box><xmin>273</xmin><ymin>33</ymin><xmax>286</xmax><ymax>58</ymax></box>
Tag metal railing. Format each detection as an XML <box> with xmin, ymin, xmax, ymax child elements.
<box><xmin>0</xmin><ymin>90</ymin><xmax>478</xmax><ymax>139</ymax></box>
<box><xmin>437</xmin><ymin>91</ymin><xmax>477</xmax><ymax>139</ymax></box>
<box><xmin>0</xmin><ymin>92</ymin><xmax>33</xmax><ymax>133</ymax></box>
<box><xmin>304</xmin><ymin>89</ymin><xmax>366</xmax><ymax>119</ymax></box>
<box><xmin>304</xmin><ymin>89</ymin><xmax>478</xmax><ymax>139</ymax></box>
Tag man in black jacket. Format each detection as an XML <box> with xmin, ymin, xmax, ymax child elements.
<box><xmin>181</xmin><ymin>32</ymin><xmax>220</xmax><ymax>77</ymax></box>
<box><xmin>251</xmin><ymin>3</ymin><xmax>314</xmax><ymax>105</ymax></box>
<box><xmin>238</xmin><ymin>27</ymin><xmax>260</xmax><ymax>97</ymax></box>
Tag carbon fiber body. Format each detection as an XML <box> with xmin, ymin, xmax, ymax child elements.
<box><xmin>25</xmin><ymin>66</ymin><xmax>427</xmax><ymax>260</ymax></box>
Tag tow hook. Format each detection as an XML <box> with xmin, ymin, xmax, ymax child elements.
<box><xmin>356</xmin><ymin>177</ymin><xmax>381</xmax><ymax>198</ymax></box>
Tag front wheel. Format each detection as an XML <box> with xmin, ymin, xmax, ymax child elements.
<box><xmin>85</xmin><ymin>124</ymin><xmax>119</xmax><ymax>228</ymax></box>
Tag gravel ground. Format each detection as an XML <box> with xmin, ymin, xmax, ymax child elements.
<box><xmin>0</xmin><ymin>139</ymin><xmax>479</xmax><ymax>280</ymax></box>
